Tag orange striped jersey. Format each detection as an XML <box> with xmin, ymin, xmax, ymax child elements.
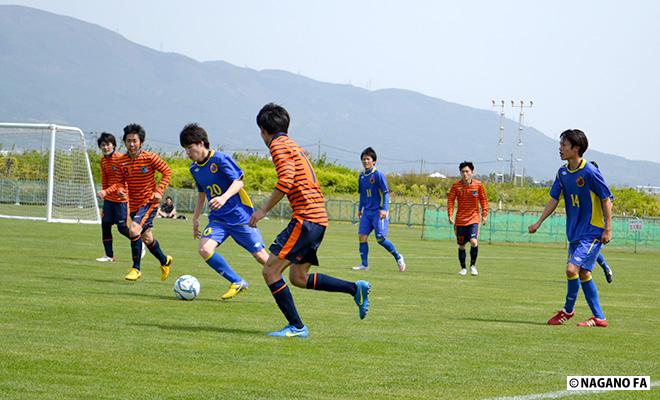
<box><xmin>109</xmin><ymin>151</ymin><xmax>172</xmax><ymax>212</ymax></box>
<box><xmin>100</xmin><ymin>151</ymin><xmax>126</xmax><ymax>203</ymax></box>
<box><xmin>447</xmin><ymin>179</ymin><xmax>488</xmax><ymax>226</ymax></box>
<box><xmin>269</xmin><ymin>133</ymin><xmax>328</xmax><ymax>226</ymax></box>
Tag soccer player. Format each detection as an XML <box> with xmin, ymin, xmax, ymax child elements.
<box><xmin>180</xmin><ymin>123</ymin><xmax>269</xmax><ymax>300</ymax></box>
<box><xmin>352</xmin><ymin>147</ymin><xmax>405</xmax><ymax>272</ymax></box>
<box><xmin>157</xmin><ymin>196</ymin><xmax>177</xmax><ymax>219</ymax></box>
<box><xmin>447</xmin><ymin>161</ymin><xmax>488</xmax><ymax>276</ymax></box>
<box><xmin>102</xmin><ymin>124</ymin><xmax>173</xmax><ymax>281</ymax></box>
<box><xmin>95</xmin><ymin>132</ymin><xmax>130</xmax><ymax>262</ymax></box>
<box><xmin>528</xmin><ymin>129</ymin><xmax>613</xmax><ymax>327</ymax></box>
<box><xmin>249</xmin><ymin>103</ymin><xmax>371</xmax><ymax>338</ymax></box>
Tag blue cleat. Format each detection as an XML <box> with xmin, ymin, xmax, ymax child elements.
<box><xmin>354</xmin><ymin>280</ymin><xmax>371</xmax><ymax>320</ymax></box>
<box><xmin>267</xmin><ymin>325</ymin><xmax>309</xmax><ymax>338</ymax></box>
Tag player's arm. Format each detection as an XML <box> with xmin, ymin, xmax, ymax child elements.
<box><xmin>151</xmin><ymin>155</ymin><xmax>172</xmax><ymax>201</ymax></box>
<box><xmin>97</xmin><ymin>160</ymin><xmax>107</xmax><ymax>198</ymax></box>
<box><xmin>378</xmin><ymin>172</ymin><xmax>390</xmax><ymax>219</ymax></box>
<box><xmin>248</xmin><ymin>188</ymin><xmax>285</xmax><ymax>227</ymax></box>
<box><xmin>479</xmin><ymin>183</ymin><xmax>488</xmax><ymax>224</ymax></box>
<box><xmin>447</xmin><ymin>185</ymin><xmax>456</xmax><ymax>225</ymax></box>
<box><xmin>358</xmin><ymin>178</ymin><xmax>365</xmax><ymax>218</ymax></box>
<box><xmin>528</xmin><ymin>197</ymin><xmax>559</xmax><ymax>233</ymax></box>
<box><xmin>100</xmin><ymin>164</ymin><xmax>126</xmax><ymax>199</ymax></box>
<box><xmin>601</xmin><ymin>197</ymin><xmax>613</xmax><ymax>244</ymax></box>
<box><xmin>208</xmin><ymin>179</ymin><xmax>244</xmax><ymax>210</ymax></box>
<box><xmin>192</xmin><ymin>191</ymin><xmax>206</xmax><ymax>239</ymax></box>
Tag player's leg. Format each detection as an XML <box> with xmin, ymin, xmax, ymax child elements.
<box><xmin>212</xmin><ymin>223</ymin><xmax>263</xmax><ymax>300</ymax></box>
<box><xmin>374</xmin><ymin>215</ymin><xmax>405</xmax><ymax>272</ymax></box>
<box><xmin>468</xmin><ymin>225</ymin><xmax>479</xmax><ymax>275</ymax></box>
<box><xmin>596</xmin><ymin>252</ymin><xmax>613</xmax><ymax>283</ymax></box>
<box><xmin>139</xmin><ymin>204</ymin><xmax>172</xmax><ymax>280</ymax></box>
<box><xmin>354</xmin><ymin>213</ymin><xmax>372</xmax><ymax>270</ymax></box>
<box><xmin>456</xmin><ymin>226</ymin><xmax>467</xmax><ymax>275</ymax></box>
<box><xmin>262</xmin><ymin>252</ymin><xmax>306</xmax><ymax>337</ymax></box>
<box><xmin>97</xmin><ymin>201</ymin><xmax>115</xmax><ymax>262</ymax></box>
<box><xmin>547</xmin><ymin>258</ymin><xmax>580</xmax><ymax>325</ymax></box>
<box><xmin>575</xmin><ymin>240</ymin><xmax>607</xmax><ymax>327</ymax></box>
<box><xmin>124</xmin><ymin>209</ymin><xmax>145</xmax><ymax>280</ymax></box>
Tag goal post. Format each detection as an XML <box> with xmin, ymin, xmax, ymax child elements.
<box><xmin>0</xmin><ymin>123</ymin><xmax>101</xmax><ymax>224</ymax></box>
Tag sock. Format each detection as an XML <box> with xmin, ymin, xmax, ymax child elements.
<box><xmin>470</xmin><ymin>246</ymin><xmax>478</xmax><ymax>266</ymax></box>
<box><xmin>101</xmin><ymin>222</ymin><xmax>113</xmax><ymax>257</ymax></box>
<box><xmin>378</xmin><ymin>239</ymin><xmax>401</xmax><ymax>261</ymax></box>
<box><xmin>130</xmin><ymin>235</ymin><xmax>142</xmax><ymax>269</ymax></box>
<box><xmin>564</xmin><ymin>274</ymin><xmax>580</xmax><ymax>314</ymax></box>
<box><xmin>306</xmin><ymin>272</ymin><xmax>356</xmax><ymax>295</ymax></box>
<box><xmin>269</xmin><ymin>279</ymin><xmax>304</xmax><ymax>329</ymax></box>
<box><xmin>147</xmin><ymin>240</ymin><xmax>168</xmax><ymax>265</ymax></box>
<box><xmin>581</xmin><ymin>276</ymin><xmax>605</xmax><ymax>319</ymax></box>
<box><xmin>458</xmin><ymin>248</ymin><xmax>466</xmax><ymax>268</ymax></box>
<box><xmin>596</xmin><ymin>253</ymin><xmax>608</xmax><ymax>272</ymax></box>
<box><xmin>205</xmin><ymin>253</ymin><xmax>242</xmax><ymax>283</ymax></box>
<box><xmin>359</xmin><ymin>242</ymin><xmax>369</xmax><ymax>266</ymax></box>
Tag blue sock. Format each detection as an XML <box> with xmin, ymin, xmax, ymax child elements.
<box><xmin>458</xmin><ymin>249</ymin><xmax>466</xmax><ymax>268</ymax></box>
<box><xmin>147</xmin><ymin>240</ymin><xmax>168</xmax><ymax>265</ymax></box>
<box><xmin>205</xmin><ymin>253</ymin><xmax>242</xmax><ymax>283</ymax></box>
<box><xmin>269</xmin><ymin>279</ymin><xmax>304</xmax><ymax>329</ymax></box>
<box><xmin>581</xmin><ymin>276</ymin><xmax>605</xmax><ymax>319</ymax></box>
<box><xmin>359</xmin><ymin>242</ymin><xmax>369</xmax><ymax>266</ymax></box>
<box><xmin>378</xmin><ymin>239</ymin><xmax>400</xmax><ymax>260</ymax></box>
<box><xmin>564</xmin><ymin>275</ymin><xmax>580</xmax><ymax>314</ymax></box>
<box><xmin>306</xmin><ymin>272</ymin><xmax>356</xmax><ymax>295</ymax></box>
<box><xmin>102</xmin><ymin>222</ymin><xmax>113</xmax><ymax>257</ymax></box>
<box><xmin>130</xmin><ymin>235</ymin><xmax>142</xmax><ymax>269</ymax></box>
<box><xmin>596</xmin><ymin>253</ymin><xmax>608</xmax><ymax>272</ymax></box>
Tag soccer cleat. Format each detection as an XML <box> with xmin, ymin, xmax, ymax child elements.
<box><xmin>352</xmin><ymin>265</ymin><xmax>369</xmax><ymax>271</ymax></box>
<box><xmin>267</xmin><ymin>325</ymin><xmax>309</xmax><ymax>338</ymax></box>
<box><xmin>604</xmin><ymin>266</ymin><xmax>614</xmax><ymax>284</ymax></box>
<box><xmin>458</xmin><ymin>268</ymin><xmax>467</xmax><ymax>276</ymax></box>
<box><xmin>141</xmin><ymin>245</ymin><xmax>147</xmax><ymax>259</ymax></box>
<box><xmin>547</xmin><ymin>309</ymin><xmax>575</xmax><ymax>325</ymax></box>
<box><xmin>577</xmin><ymin>317</ymin><xmax>609</xmax><ymax>328</ymax></box>
<box><xmin>96</xmin><ymin>256</ymin><xmax>115</xmax><ymax>262</ymax></box>
<box><xmin>125</xmin><ymin>267</ymin><xmax>142</xmax><ymax>281</ymax></box>
<box><xmin>397</xmin><ymin>255</ymin><xmax>406</xmax><ymax>272</ymax></box>
<box><xmin>221</xmin><ymin>280</ymin><xmax>248</xmax><ymax>301</ymax></box>
<box><xmin>354</xmin><ymin>280</ymin><xmax>372</xmax><ymax>320</ymax></box>
<box><xmin>160</xmin><ymin>255</ymin><xmax>173</xmax><ymax>281</ymax></box>
<box><xmin>470</xmin><ymin>265</ymin><xmax>478</xmax><ymax>276</ymax></box>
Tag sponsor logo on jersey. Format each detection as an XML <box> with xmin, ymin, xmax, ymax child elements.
<box><xmin>141</xmin><ymin>166</ymin><xmax>149</xmax><ymax>173</ymax></box>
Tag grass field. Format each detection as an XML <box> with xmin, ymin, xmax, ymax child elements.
<box><xmin>0</xmin><ymin>217</ymin><xmax>658</xmax><ymax>399</ymax></box>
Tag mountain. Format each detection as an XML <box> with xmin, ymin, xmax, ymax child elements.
<box><xmin>1</xmin><ymin>5</ymin><xmax>659</xmax><ymax>186</ymax></box>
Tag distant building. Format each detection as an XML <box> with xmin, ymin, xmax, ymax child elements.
<box><xmin>636</xmin><ymin>185</ymin><xmax>660</xmax><ymax>194</ymax></box>
<box><xmin>428</xmin><ymin>172</ymin><xmax>446</xmax><ymax>179</ymax></box>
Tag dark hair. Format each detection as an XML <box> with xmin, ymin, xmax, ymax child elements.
<box><xmin>123</xmin><ymin>123</ymin><xmax>146</xmax><ymax>143</ymax></box>
<box><xmin>590</xmin><ymin>160</ymin><xmax>599</xmax><ymax>169</ymax></box>
<box><xmin>180</xmin><ymin>123</ymin><xmax>210</xmax><ymax>149</ymax></box>
<box><xmin>256</xmin><ymin>103</ymin><xmax>290</xmax><ymax>135</ymax></box>
<box><xmin>560</xmin><ymin>129</ymin><xmax>588</xmax><ymax>156</ymax></box>
<box><xmin>165</xmin><ymin>196</ymin><xmax>173</xmax><ymax>201</ymax></box>
<box><xmin>97</xmin><ymin>132</ymin><xmax>116</xmax><ymax>148</ymax></box>
<box><xmin>360</xmin><ymin>147</ymin><xmax>377</xmax><ymax>162</ymax></box>
<box><xmin>459</xmin><ymin>161</ymin><xmax>474</xmax><ymax>172</ymax></box>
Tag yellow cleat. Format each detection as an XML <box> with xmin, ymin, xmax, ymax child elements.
<box><xmin>160</xmin><ymin>255</ymin><xmax>173</xmax><ymax>281</ymax></box>
<box><xmin>125</xmin><ymin>267</ymin><xmax>142</xmax><ymax>281</ymax></box>
<box><xmin>221</xmin><ymin>280</ymin><xmax>248</xmax><ymax>301</ymax></box>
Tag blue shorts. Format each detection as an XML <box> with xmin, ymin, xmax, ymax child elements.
<box><xmin>130</xmin><ymin>203</ymin><xmax>159</xmax><ymax>232</ymax></box>
<box><xmin>102</xmin><ymin>200</ymin><xmax>128</xmax><ymax>227</ymax></box>
<box><xmin>455</xmin><ymin>224</ymin><xmax>479</xmax><ymax>245</ymax></box>
<box><xmin>202</xmin><ymin>221</ymin><xmax>265</xmax><ymax>254</ymax></box>
<box><xmin>568</xmin><ymin>238</ymin><xmax>603</xmax><ymax>271</ymax></box>
<box><xmin>270</xmin><ymin>219</ymin><xmax>326</xmax><ymax>266</ymax></box>
<box><xmin>358</xmin><ymin>211</ymin><xmax>389</xmax><ymax>240</ymax></box>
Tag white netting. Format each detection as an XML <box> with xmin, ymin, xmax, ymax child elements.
<box><xmin>0</xmin><ymin>123</ymin><xmax>100</xmax><ymax>223</ymax></box>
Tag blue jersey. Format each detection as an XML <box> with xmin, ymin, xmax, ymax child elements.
<box><xmin>550</xmin><ymin>159</ymin><xmax>612</xmax><ymax>243</ymax></box>
<box><xmin>190</xmin><ymin>150</ymin><xmax>254</xmax><ymax>225</ymax></box>
<box><xmin>359</xmin><ymin>167</ymin><xmax>389</xmax><ymax>212</ymax></box>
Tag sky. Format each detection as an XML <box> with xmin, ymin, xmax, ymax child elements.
<box><xmin>2</xmin><ymin>0</ymin><xmax>659</xmax><ymax>162</ymax></box>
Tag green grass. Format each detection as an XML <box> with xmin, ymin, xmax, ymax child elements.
<box><xmin>0</xmin><ymin>218</ymin><xmax>658</xmax><ymax>399</ymax></box>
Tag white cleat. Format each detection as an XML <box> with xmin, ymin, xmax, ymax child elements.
<box><xmin>396</xmin><ymin>255</ymin><xmax>406</xmax><ymax>272</ymax></box>
<box><xmin>352</xmin><ymin>265</ymin><xmax>369</xmax><ymax>271</ymax></box>
<box><xmin>96</xmin><ymin>256</ymin><xmax>114</xmax><ymax>262</ymax></box>
<box><xmin>470</xmin><ymin>266</ymin><xmax>478</xmax><ymax>276</ymax></box>
<box><xmin>458</xmin><ymin>268</ymin><xmax>467</xmax><ymax>276</ymax></box>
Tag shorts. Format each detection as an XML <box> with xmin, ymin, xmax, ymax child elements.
<box><xmin>568</xmin><ymin>238</ymin><xmax>603</xmax><ymax>271</ymax></box>
<box><xmin>270</xmin><ymin>219</ymin><xmax>326</xmax><ymax>266</ymax></box>
<box><xmin>102</xmin><ymin>200</ymin><xmax>128</xmax><ymax>228</ymax></box>
<box><xmin>202</xmin><ymin>220</ymin><xmax>265</xmax><ymax>254</ymax></box>
<box><xmin>130</xmin><ymin>203</ymin><xmax>159</xmax><ymax>232</ymax></box>
<box><xmin>358</xmin><ymin>210</ymin><xmax>389</xmax><ymax>240</ymax></box>
<box><xmin>455</xmin><ymin>223</ymin><xmax>479</xmax><ymax>245</ymax></box>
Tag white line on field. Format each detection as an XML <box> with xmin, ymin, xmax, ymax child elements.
<box><xmin>483</xmin><ymin>381</ymin><xmax>657</xmax><ymax>400</ymax></box>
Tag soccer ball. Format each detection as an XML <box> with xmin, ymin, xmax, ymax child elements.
<box><xmin>173</xmin><ymin>275</ymin><xmax>201</xmax><ymax>300</ymax></box>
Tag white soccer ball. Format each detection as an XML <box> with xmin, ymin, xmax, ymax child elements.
<box><xmin>173</xmin><ymin>275</ymin><xmax>201</xmax><ymax>300</ymax></box>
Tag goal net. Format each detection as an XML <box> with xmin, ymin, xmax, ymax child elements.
<box><xmin>0</xmin><ymin>123</ymin><xmax>100</xmax><ymax>224</ymax></box>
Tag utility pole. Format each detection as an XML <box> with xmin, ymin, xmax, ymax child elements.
<box><xmin>511</xmin><ymin>100</ymin><xmax>533</xmax><ymax>186</ymax></box>
<box><xmin>317</xmin><ymin>139</ymin><xmax>321</xmax><ymax>161</ymax></box>
<box><xmin>491</xmin><ymin>100</ymin><xmax>506</xmax><ymax>183</ymax></box>
<box><xmin>419</xmin><ymin>159</ymin><xmax>425</xmax><ymax>175</ymax></box>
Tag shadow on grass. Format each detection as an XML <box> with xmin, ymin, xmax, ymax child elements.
<box><xmin>450</xmin><ymin>316</ymin><xmax>547</xmax><ymax>326</ymax></box>
<box><xmin>133</xmin><ymin>322</ymin><xmax>263</xmax><ymax>335</ymax></box>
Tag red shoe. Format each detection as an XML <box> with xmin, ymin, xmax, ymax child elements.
<box><xmin>577</xmin><ymin>317</ymin><xmax>608</xmax><ymax>327</ymax></box>
<box><xmin>547</xmin><ymin>310</ymin><xmax>575</xmax><ymax>325</ymax></box>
